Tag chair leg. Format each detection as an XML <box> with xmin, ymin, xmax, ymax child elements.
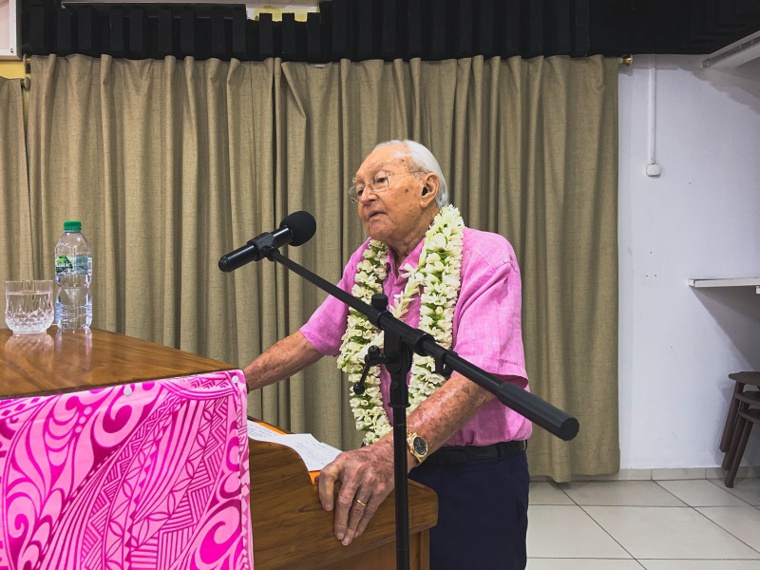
<box><xmin>723</xmin><ymin>401</ymin><xmax>750</xmax><ymax>470</ymax></box>
<box><xmin>720</xmin><ymin>383</ymin><xmax>743</xmax><ymax>452</ymax></box>
<box><xmin>725</xmin><ymin>416</ymin><xmax>753</xmax><ymax>488</ymax></box>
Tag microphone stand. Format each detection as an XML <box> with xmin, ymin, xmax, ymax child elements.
<box><xmin>365</xmin><ymin>292</ymin><xmax>415</xmax><ymax>569</ymax></box>
<box><xmin>263</xmin><ymin>248</ymin><xmax>579</xmax><ymax>570</ymax></box>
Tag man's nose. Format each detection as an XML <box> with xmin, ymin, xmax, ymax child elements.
<box><xmin>358</xmin><ymin>187</ymin><xmax>378</xmax><ymax>204</ymax></box>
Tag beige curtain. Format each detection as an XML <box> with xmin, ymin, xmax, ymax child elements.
<box><xmin>0</xmin><ymin>78</ymin><xmax>33</xmax><ymax>286</ymax></box>
<box><xmin>26</xmin><ymin>54</ymin><xmax>618</xmax><ymax>481</ymax></box>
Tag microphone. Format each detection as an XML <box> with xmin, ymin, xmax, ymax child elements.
<box><xmin>218</xmin><ymin>211</ymin><xmax>317</xmax><ymax>272</ymax></box>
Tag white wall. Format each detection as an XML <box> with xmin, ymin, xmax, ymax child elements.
<box><xmin>618</xmin><ymin>55</ymin><xmax>760</xmax><ymax>470</ymax></box>
<box><xmin>0</xmin><ymin>0</ymin><xmax>17</xmax><ymax>58</ymax></box>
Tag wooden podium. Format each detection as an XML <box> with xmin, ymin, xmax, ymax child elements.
<box><xmin>250</xmin><ymin>433</ymin><xmax>437</xmax><ymax>570</ymax></box>
<box><xmin>0</xmin><ymin>328</ymin><xmax>437</xmax><ymax>570</ymax></box>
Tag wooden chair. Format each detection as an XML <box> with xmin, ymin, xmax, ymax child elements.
<box><xmin>724</xmin><ymin>408</ymin><xmax>760</xmax><ymax>488</ymax></box>
<box><xmin>720</xmin><ymin>372</ymin><xmax>760</xmax><ymax>455</ymax></box>
<box><xmin>720</xmin><ymin>372</ymin><xmax>760</xmax><ymax>487</ymax></box>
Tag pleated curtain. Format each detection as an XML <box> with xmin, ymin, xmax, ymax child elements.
<box><xmin>23</xmin><ymin>54</ymin><xmax>619</xmax><ymax>481</ymax></box>
<box><xmin>0</xmin><ymin>78</ymin><xmax>33</xmax><ymax>285</ymax></box>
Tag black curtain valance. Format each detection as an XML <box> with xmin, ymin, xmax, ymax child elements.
<box><xmin>21</xmin><ymin>0</ymin><xmax>760</xmax><ymax>62</ymax></box>
<box><xmin>22</xmin><ymin>0</ymin><xmax>592</xmax><ymax>62</ymax></box>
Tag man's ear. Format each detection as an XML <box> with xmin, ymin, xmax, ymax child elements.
<box><xmin>420</xmin><ymin>173</ymin><xmax>439</xmax><ymax>205</ymax></box>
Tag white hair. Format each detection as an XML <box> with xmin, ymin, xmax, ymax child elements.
<box><xmin>374</xmin><ymin>140</ymin><xmax>449</xmax><ymax>207</ymax></box>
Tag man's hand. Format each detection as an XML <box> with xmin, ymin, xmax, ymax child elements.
<box><xmin>317</xmin><ymin>438</ymin><xmax>395</xmax><ymax>546</ymax></box>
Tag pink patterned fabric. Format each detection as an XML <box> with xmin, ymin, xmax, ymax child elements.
<box><xmin>0</xmin><ymin>370</ymin><xmax>253</xmax><ymax>570</ymax></box>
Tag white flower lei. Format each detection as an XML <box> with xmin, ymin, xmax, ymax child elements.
<box><xmin>337</xmin><ymin>205</ymin><xmax>464</xmax><ymax>444</ymax></box>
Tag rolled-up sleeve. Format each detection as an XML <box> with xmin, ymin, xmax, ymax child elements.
<box><xmin>300</xmin><ymin>242</ymin><xmax>369</xmax><ymax>356</ymax></box>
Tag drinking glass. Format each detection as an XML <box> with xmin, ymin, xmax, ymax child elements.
<box><xmin>4</xmin><ymin>280</ymin><xmax>55</xmax><ymax>335</ymax></box>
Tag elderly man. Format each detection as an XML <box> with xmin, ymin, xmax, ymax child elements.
<box><xmin>244</xmin><ymin>140</ymin><xmax>532</xmax><ymax>569</ymax></box>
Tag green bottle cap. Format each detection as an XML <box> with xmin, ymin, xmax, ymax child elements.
<box><xmin>63</xmin><ymin>220</ymin><xmax>82</xmax><ymax>231</ymax></box>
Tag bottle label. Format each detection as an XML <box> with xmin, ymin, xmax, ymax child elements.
<box><xmin>56</xmin><ymin>255</ymin><xmax>91</xmax><ymax>275</ymax></box>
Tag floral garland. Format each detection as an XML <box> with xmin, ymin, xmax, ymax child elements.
<box><xmin>337</xmin><ymin>205</ymin><xmax>464</xmax><ymax>444</ymax></box>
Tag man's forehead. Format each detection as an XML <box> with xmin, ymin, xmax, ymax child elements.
<box><xmin>357</xmin><ymin>145</ymin><xmax>408</xmax><ymax>175</ymax></box>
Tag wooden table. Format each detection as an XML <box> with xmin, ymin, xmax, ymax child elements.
<box><xmin>0</xmin><ymin>327</ymin><xmax>234</xmax><ymax>398</ymax></box>
<box><xmin>0</xmin><ymin>328</ymin><xmax>251</xmax><ymax>568</ymax></box>
<box><xmin>0</xmin><ymin>328</ymin><xmax>438</xmax><ymax>569</ymax></box>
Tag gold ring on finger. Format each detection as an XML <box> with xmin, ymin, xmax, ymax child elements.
<box><xmin>355</xmin><ymin>498</ymin><xmax>368</xmax><ymax>507</ymax></box>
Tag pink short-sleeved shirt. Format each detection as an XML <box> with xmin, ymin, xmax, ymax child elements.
<box><xmin>301</xmin><ymin>227</ymin><xmax>532</xmax><ymax>446</ymax></box>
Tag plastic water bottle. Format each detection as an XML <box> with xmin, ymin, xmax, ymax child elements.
<box><xmin>55</xmin><ymin>220</ymin><xmax>93</xmax><ymax>329</ymax></box>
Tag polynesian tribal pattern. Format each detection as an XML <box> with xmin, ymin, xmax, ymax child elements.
<box><xmin>0</xmin><ymin>370</ymin><xmax>253</xmax><ymax>570</ymax></box>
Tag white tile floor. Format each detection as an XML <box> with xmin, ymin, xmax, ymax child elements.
<box><xmin>527</xmin><ymin>477</ymin><xmax>760</xmax><ymax>569</ymax></box>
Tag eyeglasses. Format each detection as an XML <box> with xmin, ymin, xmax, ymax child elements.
<box><xmin>348</xmin><ymin>170</ymin><xmax>423</xmax><ymax>204</ymax></box>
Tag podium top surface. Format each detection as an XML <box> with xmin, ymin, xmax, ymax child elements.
<box><xmin>0</xmin><ymin>328</ymin><xmax>236</xmax><ymax>399</ymax></box>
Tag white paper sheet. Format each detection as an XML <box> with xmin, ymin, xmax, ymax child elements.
<box><xmin>247</xmin><ymin>420</ymin><xmax>342</xmax><ymax>471</ymax></box>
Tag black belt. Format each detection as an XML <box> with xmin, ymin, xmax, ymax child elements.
<box><xmin>421</xmin><ymin>440</ymin><xmax>527</xmax><ymax>468</ymax></box>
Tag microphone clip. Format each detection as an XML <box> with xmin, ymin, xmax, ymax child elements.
<box><xmin>353</xmin><ymin>345</ymin><xmax>387</xmax><ymax>395</ymax></box>
<box><xmin>247</xmin><ymin>231</ymin><xmax>278</xmax><ymax>261</ymax></box>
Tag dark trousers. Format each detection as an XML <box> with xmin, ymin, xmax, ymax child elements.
<box><xmin>408</xmin><ymin>451</ymin><xmax>529</xmax><ymax>570</ymax></box>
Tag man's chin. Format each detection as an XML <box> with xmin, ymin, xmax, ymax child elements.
<box><xmin>364</xmin><ymin>221</ymin><xmax>390</xmax><ymax>241</ymax></box>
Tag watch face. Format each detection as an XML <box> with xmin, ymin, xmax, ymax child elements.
<box><xmin>412</xmin><ymin>437</ymin><xmax>427</xmax><ymax>456</ymax></box>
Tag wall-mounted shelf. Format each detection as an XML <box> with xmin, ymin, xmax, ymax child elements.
<box><xmin>689</xmin><ymin>277</ymin><xmax>760</xmax><ymax>295</ymax></box>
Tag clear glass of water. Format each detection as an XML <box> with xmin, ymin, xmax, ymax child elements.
<box><xmin>4</xmin><ymin>280</ymin><xmax>55</xmax><ymax>335</ymax></box>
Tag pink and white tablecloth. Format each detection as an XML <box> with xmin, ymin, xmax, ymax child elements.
<box><xmin>0</xmin><ymin>370</ymin><xmax>253</xmax><ymax>570</ymax></box>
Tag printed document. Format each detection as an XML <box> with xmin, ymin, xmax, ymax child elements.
<box><xmin>247</xmin><ymin>420</ymin><xmax>342</xmax><ymax>472</ymax></box>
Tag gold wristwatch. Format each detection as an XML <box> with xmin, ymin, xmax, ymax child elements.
<box><xmin>406</xmin><ymin>429</ymin><xmax>429</xmax><ymax>465</ymax></box>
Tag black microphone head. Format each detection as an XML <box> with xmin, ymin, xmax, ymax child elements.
<box><xmin>281</xmin><ymin>211</ymin><xmax>316</xmax><ymax>246</ymax></box>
